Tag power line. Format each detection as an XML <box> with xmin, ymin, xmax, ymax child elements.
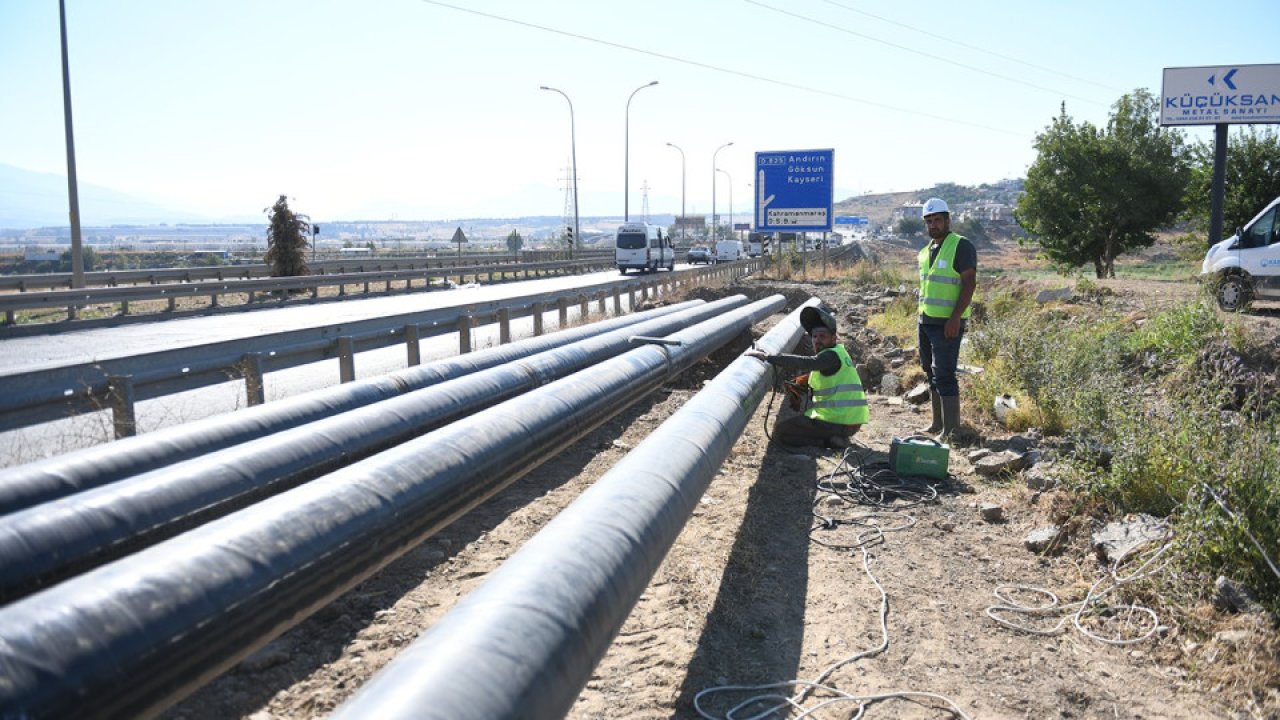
<box><xmin>417</xmin><ymin>0</ymin><xmax>1024</xmax><ymax>138</ymax></box>
<box><xmin>816</xmin><ymin>0</ymin><xmax>1126</xmax><ymax>93</ymax></box>
<box><xmin>745</xmin><ymin>0</ymin><xmax>1106</xmax><ymax>107</ymax></box>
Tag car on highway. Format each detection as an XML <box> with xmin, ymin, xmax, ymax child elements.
<box><xmin>686</xmin><ymin>246</ymin><xmax>712</xmax><ymax>265</ymax></box>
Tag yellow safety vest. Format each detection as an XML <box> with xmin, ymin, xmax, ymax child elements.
<box><xmin>807</xmin><ymin>344</ymin><xmax>869</xmax><ymax>425</ymax></box>
<box><xmin>918</xmin><ymin>232</ymin><xmax>972</xmax><ymax>320</ymax></box>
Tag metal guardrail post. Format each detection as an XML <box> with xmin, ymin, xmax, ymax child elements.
<box><xmin>612</xmin><ymin>289</ymin><xmax>622</xmax><ymax>316</ymax></box>
<box><xmin>596</xmin><ymin>292</ymin><xmax>606</xmax><ymax>316</ymax></box>
<box><xmin>496</xmin><ymin>309</ymin><xmax>511</xmax><ymax>345</ymax></box>
<box><xmin>107</xmin><ymin>375</ymin><xmax>136</xmax><ymax>439</ymax></box>
<box><xmin>120</xmin><ymin>300</ymin><xmax>129</xmax><ymax>316</ymax></box>
<box><xmin>578</xmin><ymin>294</ymin><xmax>588</xmax><ymax>320</ymax></box>
<box><xmin>405</xmin><ymin>325</ymin><xmax>421</xmax><ymax>366</ymax></box>
<box><xmin>532</xmin><ymin>302</ymin><xmax>544</xmax><ymax>336</ymax></box>
<box><xmin>241</xmin><ymin>353</ymin><xmax>265</xmax><ymax>406</ymax></box>
<box><xmin>67</xmin><ymin>303</ymin><xmax>77</xmax><ymax>321</ymax></box>
<box><xmin>557</xmin><ymin>297</ymin><xmax>569</xmax><ymax>328</ymax></box>
<box><xmin>210</xmin><ymin>292</ymin><xmax>219</xmax><ymax>308</ymax></box>
<box><xmin>457</xmin><ymin>315</ymin><xmax>474</xmax><ymax>354</ymax></box>
<box><xmin>337</xmin><ymin>337</ymin><xmax>356</xmax><ymax>383</ymax></box>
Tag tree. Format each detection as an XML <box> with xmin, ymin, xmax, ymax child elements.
<box><xmin>1183</xmin><ymin>126</ymin><xmax>1280</xmax><ymax>246</ymax></box>
<box><xmin>263</xmin><ymin>195</ymin><xmax>311</xmax><ymax>277</ymax></box>
<box><xmin>896</xmin><ymin>217</ymin><xmax>924</xmax><ymax>237</ymax></box>
<box><xmin>506</xmin><ymin>229</ymin><xmax>524</xmax><ymax>254</ymax></box>
<box><xmin>1016</xmin><ymin>91</ymin><xmax>1190</xmax><ymax>278</ymax></box>
<box><xmin>953</xmin><ymin>217</ymin><xmax>989</xmax><ymax>245</ymax></box>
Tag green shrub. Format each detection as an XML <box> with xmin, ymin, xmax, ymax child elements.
<box><xmin>951</xmin><ymin>285</ymin><xmax>1279</xmax><ymax>611</ymax></box>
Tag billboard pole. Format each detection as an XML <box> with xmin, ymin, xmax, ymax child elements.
<box><xmin>1209</xmin><ymin>123</ymin><xmax>1227</xmax><ymax>246</ymax></box>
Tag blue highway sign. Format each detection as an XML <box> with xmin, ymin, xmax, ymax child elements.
<box><xmin>754</xmin><ymin>149</ymin><xmax>834</xmax><ymax>232</ymax></box>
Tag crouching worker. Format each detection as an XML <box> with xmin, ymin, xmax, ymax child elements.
<box><xmin>745</xmin><ymin>306</ymin><xmax>868</xmax><ymax>448</ymax></box>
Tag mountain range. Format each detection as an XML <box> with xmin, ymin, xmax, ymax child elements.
<box><xmin>0</xmin><ymin>164</ymin><xmax>257</xmax><ymax>229</ymax></box>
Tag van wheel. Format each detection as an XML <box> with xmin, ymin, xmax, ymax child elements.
<box><xmin>1216</xmin><ymin>274</ymin><xmax>1253</xmax><ymax>312</ymax></box>
<box><xmin>619</xmin><ymin>268</ymin><xmax>628</xmax><ymax>275</ymax></box>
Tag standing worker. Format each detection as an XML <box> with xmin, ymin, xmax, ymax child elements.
<box><xmin>917</xmin><ymin>198</ymin><xmax>977</xmax><ymax>441</ymax></box>
<box><xmin>745</xmin><ymin>306</ymin><xmax>867</xmax><ymax>448</ymax></box>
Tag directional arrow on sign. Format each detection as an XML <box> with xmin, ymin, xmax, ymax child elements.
<box><xmin>1223</xmin><ymin>68</ymin><xmax>1238</xmax><ymax>90</ymax></box>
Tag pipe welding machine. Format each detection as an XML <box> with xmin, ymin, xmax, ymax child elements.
<box><xmin>888</xmin><ymin>435</ymin><xmax>950</xmax><ymax>480</ymax></box>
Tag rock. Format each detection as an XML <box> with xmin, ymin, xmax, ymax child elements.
<box><xmin>1036</xmin><ymin>287</ymin><xmax>1073</xmax><ymax>303</ymax></box>
<box><xmin>1025</xmin><ymin>461</ymin><xmax>1060</xmax><ymax>491</ymax></box>
<box><xmin>1213</xmin><ymin>576</ymin><xmax>1265</xmax><ymax>615</ymax></box>
<box><xmin>1024</xmin><ymin>525</ymin><xmax>1065</xmax><ymax>554</ymax></box>
<box><xmin>973</xmin><ymin>451</ymin><xmax>1031</xmax><ymax>477</ymax></box>
<box><xmin>879</xmin><ymin>373</ymin><xmax>901</xmax><ymax>395</ymax></box>
<box><xmin>1091</xmin><ymin>514</ymin><xmax>1167</xmax><ymax>564</ymax></box>
<box><xmin>966</xmin><ymin>448</ymin><xmax>993</xmax><ymax>462</ymax></box>
<box><xmin>905</xmin><ymin>383</ymin><xmax>931</xmax><ymax>405</ymax></box>
<box><xmin>933</xmin><ymin>517</ymin><xmax>956</xmax><ymax>532</ymax></box>
<box><xmin>980</xmin><ymin>503</ymin><xmax>1003</xmax><ymax>522</ymax></box>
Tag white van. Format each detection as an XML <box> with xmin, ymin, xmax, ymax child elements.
<box><xmin>1201</xmin><ymin>195</ymin><xmax>1280</xmax><ymax>311</ymax></box>
<box><xmin>615</xmin><ymin>223</ymin><xmax>674</xmax><ymax>274</ymax></box>
<box><xmin>714</xmin><ymin>240</ymin><xmax>744</xmax><ymax>263</ymax></box>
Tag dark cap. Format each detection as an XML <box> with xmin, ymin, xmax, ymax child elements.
<box><xmin>800</xmin><ymin>306</ymin><xmax>837</xmax><ymax>334</ymax></box>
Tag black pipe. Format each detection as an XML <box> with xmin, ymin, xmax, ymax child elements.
<box><xmin>0</xmin><ymin>295</ymin><xmax>786</xmax><ymax>720</ymax></box>
<box><xmin>330</xmin><ymin>300</ymin><xmax>813</xmax><ymax>719</ymax></box>
<box><xmin>0</xmin><ymin>300</ymin><xmax>702</xmax><ymax>515</ymax></box>
<box><xmin>0</xmin><ymin>297</ymin><xmax>749</xmax><ymax>602</ymax></box>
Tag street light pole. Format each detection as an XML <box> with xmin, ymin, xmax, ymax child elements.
<box><xmin>624</xmin><ymin>81</ymin><xmax>658</xmax><ymax>222</ymax></box>
<box><xmin>59</xmin><ymin>0</ymin><xmax>84</xmax><ymax>288</ymax></box>
<box><xmin>717</xmin><ymin>168</ymin><xmax>733</xmax><ymax>240</ymax></box>
<box><xmin>540</xmin><ymin>85</ymin><xmax>579</xmax><ymax>260</ymax></box>
<box><xmin>665</xmin><ymin>142</ymin><xmax>685</xmax><ymax>242</ymax></box>
<box><xmin>711</xmin><ymin>142</ymin><xmax>733</xmax><ymax>243</ymax></box>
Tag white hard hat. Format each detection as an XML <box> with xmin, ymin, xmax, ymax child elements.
<box><xmin>922</xmin><ymin>197</ymin><xmax>949</xmax><ymax>216</ymax></box>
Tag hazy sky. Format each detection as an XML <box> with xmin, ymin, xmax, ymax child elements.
<box><xmin>1</xmin><ymin>1</ymin><xmax>1274</xmax><ymax>223</ymax></box>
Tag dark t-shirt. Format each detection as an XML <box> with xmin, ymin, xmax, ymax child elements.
<box><xmin>920</xmin><ymin>234</ymin><xmax>976</xmax><ymax>325</ymax></box>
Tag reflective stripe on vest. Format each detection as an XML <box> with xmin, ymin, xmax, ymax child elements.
<box><xmin>806</xmin><ymin>344</ymin><xmax>869</xmax><ymax>425</ymax></box>
<box><xmin>918</xmin><ymin>232</ymin><xmax>971</xmax><ymax>320</ymax></box>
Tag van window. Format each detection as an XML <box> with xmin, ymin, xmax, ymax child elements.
<box><xmin>617</xmin><ymin>231</ymin><xmax>647</xmax><ymax>250</ymax></box>
<box><xmin>1242</xmin><ymin>208</ymin><xmax>1276</xmax><ymax>249</ymax></box>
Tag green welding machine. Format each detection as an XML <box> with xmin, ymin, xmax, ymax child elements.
<box><xmin>889</xmin><ymin>436</ymin><xmax>950</xmax><ymax>480</ymax></box>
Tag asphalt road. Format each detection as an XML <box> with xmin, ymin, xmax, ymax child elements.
<box><xmin>0</xmin><ymin>267</ymin><xmax>691</xmax><ymax>467</ymax></box>
<box><xmin>0</xmin><ymin>267</ymin><xmax>685</xmax><ymax>374</ymax></box>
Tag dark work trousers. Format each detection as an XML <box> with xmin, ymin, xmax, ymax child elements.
<box><xmin>774</xmin><ymin>415</ymin><xmax>860</xmax><ymax>448</ymax></box>
<box><xmin>918</xmin><ymin>320</ymin><xmax>965</xmax><ymax>397</ymax></box>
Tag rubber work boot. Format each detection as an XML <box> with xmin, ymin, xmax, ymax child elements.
<box><xmin>939</xmin><ymin>394</ymin><xmax>962</xmax><ymax>443</ymax></box>
<box><xmin>920</xmin><ymin>391</ymin><xmax>942</xmax><ymax>434</ymax></box>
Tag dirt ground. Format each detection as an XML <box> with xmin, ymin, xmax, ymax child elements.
<box><xmin>161</xmin><ymin>272</ymin><xmax>1277</xmax><ymax>720</ymax></box>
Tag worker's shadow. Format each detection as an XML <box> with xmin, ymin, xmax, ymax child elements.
<box><xmin>673</xmin><ymin>425</ymin><xmax>820</xmax><ymax>717</ymax></box>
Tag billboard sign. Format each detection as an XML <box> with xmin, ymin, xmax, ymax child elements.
<box><xmin>834</xmin><ymin>215</ymin><xmax>868</xmax><ymax>225</ymax></box>
<box><xmin>754</xmin><ymin>149</ymin><xmax>834</xmax><ymax>232</ymax></box>
<box><xmin>1161</xmin><ymin>64</ymin><xmax>1280</xmax><ymax>126</ymax></box>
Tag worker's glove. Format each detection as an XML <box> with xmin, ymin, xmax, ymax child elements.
<box><xmin>783</xmin><ymin>374</ymin><xmax>809</xmax><ymax>411</ymax></box>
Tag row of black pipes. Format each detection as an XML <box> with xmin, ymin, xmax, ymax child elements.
<box><xmin>0</xmin><ymin>293</ymin><xmax>809</xmax><ymax>719</ymax></box>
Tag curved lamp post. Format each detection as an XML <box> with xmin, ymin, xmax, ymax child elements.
<box><xmin>624</xmin><ymin>81</ymin><xmax>659</xmax><ymax>222</ymax></box>
<box><xmin>711</xmin><ymin>142</ymin><xmax>733</xmax><ymax>243</ymax></box>
<box><xmin>665</xmin><ymin>142</ymin><xmax>685</xmax><ymax>241</ymax></box>
<box><xmin>540</xmin><ymin>85</ymin><xmax>578</xmax><ymax>259</ymax></box>
<box><xmin>717</xmin><ymin>168</ymin><xmax>733</xmax><ymax>240</ymax></box>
